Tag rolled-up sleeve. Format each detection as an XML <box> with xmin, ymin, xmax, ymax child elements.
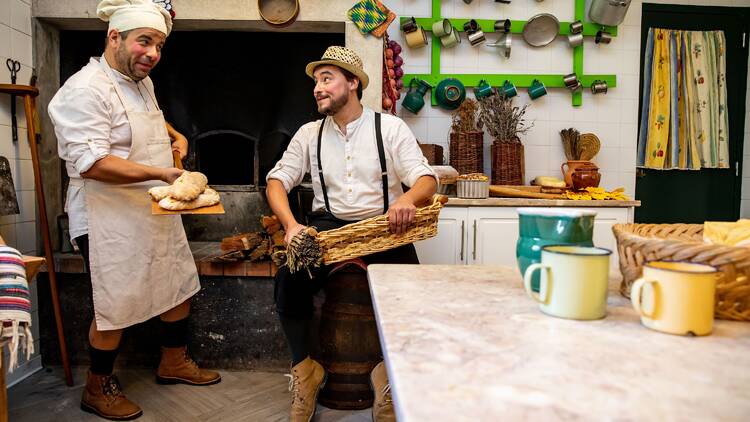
<box><xmin>389</xmin><ymin>119</ymin><xmax>437</xmax><ymax>187</ymax></box>
<box><xmin>48</xmin><ymin>87</ymin><xmax>112</xmax><ymax>174</ymax></box>
<box><xmin>265</xmin><ymin>123</ymin><xmax>313</xmax><ymax>193</ymax></box>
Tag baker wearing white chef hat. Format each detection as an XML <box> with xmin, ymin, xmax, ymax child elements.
<box><xmin>48</xmin><ymin>1</ymin><xmax>219</xmax><ymax>420</ymax></box>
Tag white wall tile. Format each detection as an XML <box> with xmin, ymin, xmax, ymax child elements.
<box><xmin>15</xmin><ymin>189</ymin><xmax>35</xmax><ymax>223</ymax></box>
<box><xmin>0</xmin><ymin>223</ymin><xmax>17</xmax><ymax>245</ymax></box>
<box><xmin>0</xmin><ymin>24</ymin><xmax>11</xmax><ymax>59</ymax></box>
<box><xmin>15</xmin><ymin>220</ymin><xmax>35</xmax><ymax>254</ymax></box>
<box><xmin>595</xmin><ymin>122</ymin><xmax>620</xmax><ymax>148</ymax></box>
<box><xmin>621</xmin><ymin>172</ymin><xmax>636</xmax><ymax>197</ymax></box>
<box><xmin>402</xmin><ymin>114</ymin><xmax>428</xmax><ymax>142</ymax></box>
<box><xmin>525</xmin><ymin>145</ymin><xmax>550</xmax><ymax>171</ymax></box>
<box><xmin>741</xmin><ymin>200</ymin><xmax>750</xmax><ymax>219</ymax></box>
<box><xmin>620</xmin><ymin>147</ymin><xmax>638</xmax><ymax>172</ymax></box>
<box><xmin>0</xmin><ymin>124</ymin><xmax>12</xmax><ymax>158</ymax></box>
<box><xmin>525</xmin><ymin>120</ymin><xmax>550</xmax><ymax>146</ymax></box>
<box><xmin>10</xmin><ymin>28</ymin><xmax>32</xmax><ymax>67</ymax></box>
<box><xmin>427</xmin><ymin>116</ymin><xmax>452</xmax><ymax>145</ymax></box>
<box><xmin>14</xmin><ymin>158</ymin><xmax>34</xmax><ymax>191</ymax></box>
<box><xmin>10</xmin><ymin>0</ymin><xmax>31</xmax><ymax>35</ymax></box>
<box><xmin>0</xmin><ymin>1</ymin><xmax>10</xmax><ymax>26</ymax></box>
<box><xmin>594</xmin><ymin>147</ymin><xmax>621</xmax><ymax>172</ymax></box>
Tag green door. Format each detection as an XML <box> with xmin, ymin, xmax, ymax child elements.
<box><xmin>635</xmin><ymin>4</ymin><xmax>749</xmax><ymax>224</ymax></box>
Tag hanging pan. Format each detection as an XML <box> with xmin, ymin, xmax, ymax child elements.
<box><xmin>522</xmin><ymin>13</ymin><xmax>560</xmax><ymax>47</ymax></box>
<box><xmin>258</xmin><ymin>0</ymin><xmax>300</xmax><ymax>27</ymax></box>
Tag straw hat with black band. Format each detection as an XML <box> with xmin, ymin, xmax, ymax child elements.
<box><xmin>305</xmin><ymin>46</ymin><xmax>369</xmax><ymax>90</ymax></box>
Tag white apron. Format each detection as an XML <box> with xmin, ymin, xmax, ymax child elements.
<box><xmin>80</xmin><ymin>58</ymin><xmax>200</xmax><ymax>330</ymax></box>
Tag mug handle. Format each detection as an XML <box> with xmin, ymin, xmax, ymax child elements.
<box><xmin>524</xmin><ymin>263</ymin><xmax>551</xmax><ymax>304</ymax></box>
<box><xmin>630</xmin><ymin>277</ymin><xmax>657</xmax><ymax>318</ymax></box>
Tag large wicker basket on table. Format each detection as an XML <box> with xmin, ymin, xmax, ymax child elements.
<box><xmin>613</xmin><ymin>223</ymin><xmax>750</xmax><ymax>321</ymax></box>
<box><xmin>317</xmin><ymin>195</ymin><xmax>448</xmax><ymax>264</ymax></box>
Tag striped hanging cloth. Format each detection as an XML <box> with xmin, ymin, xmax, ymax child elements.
<box><xmin>0</xmin><ymin>245</ymin><xmax>34</xmax><ymax>372</ymax></box>
<box><xmin>637</xmin><ymin>29</ymin><xmax>730</xmax><ymax>170</ymax></box>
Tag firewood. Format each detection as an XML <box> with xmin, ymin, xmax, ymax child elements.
<box><xmin>221</xmin><ymin>232</ymin><xmax>263</xmax><ymax>252</ymax></box>
<box><xmin>286</xmin><ymin>227</ymin><xmax>322</xmax><ymax>276</ymax></box>
<box><xmin>261</xmin><ymin>215</ymin><xmax>281</xmax><ymax>234</ymax></box>
<box><xmin>271</xmin><ymin>230</ymin><xmax>286</xmax><ymax>248</ymax></box>
<box><xmin>248</xmin><ymin>239</ymin><xmax>270</xmax><ymax>261</ymax></box>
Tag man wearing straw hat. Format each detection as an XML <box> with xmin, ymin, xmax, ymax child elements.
<box><xmin>48</xmin><ymin>1</ymin><xmax>220</xmax><ymax>419</ymax></box>
<box><xmin>266</xmin><ymin>46</ymin><xmax>437</xmax><ymax>422</ymax></box>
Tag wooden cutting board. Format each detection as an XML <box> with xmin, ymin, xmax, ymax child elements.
<box><xmin>151</xmin><ymin>200</ymin><xmax>225</xmax><ymax>215</ymax></box>
<box><xmin>489</xmin><ymin>185</ymin><xmax>565</xmax><ymax>200</ymax></box>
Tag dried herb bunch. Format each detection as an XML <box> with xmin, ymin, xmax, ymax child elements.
<box><xmin>477</xmin><ymin>95</ymin><xmax>533</xmax><ymax>143</ymax></box>
<box><xmin>450</xmin><ymin>98</ymin><xmax>480</xmax><ymax>133</ymax></box>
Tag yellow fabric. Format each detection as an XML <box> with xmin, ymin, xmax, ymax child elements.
<box><xmin>703</xmin><ymin>220</ymin><xmax>750</xmax><ymax>247</ymax></box>
<box><xmin>645</xmin><ymin>29</ymin><xmax>671</xmax><ymax>168</ymax></box>
<box><xmin>675</xmin><ymin>32</ymin><xmax>688</xmax><ymax>169</ymax></box>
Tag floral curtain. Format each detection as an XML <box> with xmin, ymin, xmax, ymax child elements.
<box><xmin>637</xmin><ymin>28</ymin><xmax>729</xmax><ymax>170</ymax></box>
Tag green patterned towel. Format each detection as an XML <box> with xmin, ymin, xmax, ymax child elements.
<box><xmin>348</xmin><ymin>0</ymin><xmax>388</xmax><ymax>34</ymax></box>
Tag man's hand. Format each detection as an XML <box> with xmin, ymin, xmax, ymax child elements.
<box><xmin>167</xmin><ymin>122</ymin><xmax>188</xmax><ymax>159</ymax></box>
<box><xmin>160</xmin><ymin>167</ymin><xmax>184</xmax><ymax>184</ymax></box>
<box><xmin>284</xmin><ymin>222</ymin><xmax>306</xmax><ymax>246</ymax></box>
<box><xmin>387</xmin><ymin>196</ymin><xmax>417</xmax><ymax>235</ymax></box>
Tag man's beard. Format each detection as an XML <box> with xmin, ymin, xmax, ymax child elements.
<box><xmin>317</xmin><ymin>92</ymin><xmax>348</xmax><ymax>116</ymax></box>
<box><xmin>115</xmin><ymin>44</ymin><xmax>149</xmax><ymax>82</ymax></box>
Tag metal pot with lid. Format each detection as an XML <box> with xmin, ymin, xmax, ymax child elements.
<box><xmin>589</xmin><ymin>0</ymin><xmax>632</xmax><ymax>26</ymax></box>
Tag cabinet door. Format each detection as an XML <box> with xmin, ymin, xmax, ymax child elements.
<box><xmin>592</xmin><ymin>208</ymin><xmax>631</xmax><ymax>276</ymax></box>
<box><xmin>414</xmin><ymin>207</ymin><xmax>467</xmax><ymax>265</ymax></box>
<box><xmin>467</xmin><ymin>208</ymin><xmax>520</xmax><ymax>267</ymax></box>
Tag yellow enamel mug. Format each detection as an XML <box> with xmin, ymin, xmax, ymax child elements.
<box><xmin>523</xmin><ymin>245</ymin><xmax>611</xmax><ymax>320</ymax></box>
<box><xmin>631</xmin><ymin>261</ymin><xmax>718</xmax><ymax>336</ymax></box>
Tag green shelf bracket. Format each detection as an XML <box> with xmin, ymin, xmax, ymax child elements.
<box><xmin>400</xmin><ymin>0</ymin><xmax>618</xmax><ymax>107</ymax></box>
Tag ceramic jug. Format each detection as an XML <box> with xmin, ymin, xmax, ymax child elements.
<box><xmin>571</xmin><ymin>162</ymin><xmax>601</xmax><ymax>190</ymax></box>
<box><xmin>561</xmin><ymin>160</ymin><xmax>594</xmax><ymax>187</ymax></box>
<box><xmin>402</xmin><ymin>78</ymin><xmax>432</xmax><ymax>114</ymax></box>
<box><xmin>516</xmin><ymin>208</ymin><xmax>596</xmax><ymax>292</ymax></box>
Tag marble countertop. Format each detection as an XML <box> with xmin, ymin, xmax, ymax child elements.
<box><xmin>367</xmin><ymin>265</ymin><xmax>750</xmax><ymax>422</ymax></box>
<box><xmin>446</xmin><ymin>198</ymin><xmax>640</xmax><ymax>207</ymax></box>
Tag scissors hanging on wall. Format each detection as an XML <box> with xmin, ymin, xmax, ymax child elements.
<box><xmin>6</xmin><ymin>59</ymin><xmax>21</xmax><ymax>143</ymax></box>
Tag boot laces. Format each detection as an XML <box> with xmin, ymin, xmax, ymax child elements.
<box><xmin>285</xmin><ymin>373</ymin><xmax>303</xmax><ymax>403</ymax></box>
<box><xmin>381</xmin><ymin>383</ymin><xmax>392</xmax><ymax>405</ymax></box>
<box><xmin>102</xmin><ymin>375</ymin><xmax>124</xmax><ymax>401</ymax></box>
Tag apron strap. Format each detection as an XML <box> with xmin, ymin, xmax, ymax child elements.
<box><xmin>316</xmin><ymin>118</ymin><xmax>332</xmax><ymax>213</ymax></box>
<box><xmin>316</xmin><ymin>113</ymin><xmax>390</xmax><ymax>216</ymax></box>
<box><xmin>374</xmin><ymin>112</ymin><xmax>389</xmax><ymax>215</ymax></box>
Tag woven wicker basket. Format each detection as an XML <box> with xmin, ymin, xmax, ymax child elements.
<box><xmin>491</xmin><ymin>141</ymin><xmax>525</xmax><ymax>185</ymax></box>
<box><xmin>613</xmin><ymin>223</ymin><xmax>750</xmax><ymax>321</ymax></box>
<box><xmin>317</xmin><ymin>195</ymin><xmax>449</xmax><ymax>264</ymax></box>
<box><xmin>449</xmin><ymin>131</ymin><xmax>484</xmax><ymax>175</ymax></box>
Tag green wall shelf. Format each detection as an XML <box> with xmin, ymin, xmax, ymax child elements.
<box><xmin>400</xmin><ymin>0</ymin><xmax>619</xmax><ymax>107</ymax></box>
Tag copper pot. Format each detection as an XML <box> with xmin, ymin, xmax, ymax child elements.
<box><xmin>571</xmin><ymin>163</ymin><xmax>601</xmax><ymax>190</ymax></box>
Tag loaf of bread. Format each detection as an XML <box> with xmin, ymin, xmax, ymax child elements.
<box><xmin>170</xmin><ymin>171</ymin><xmax>208</xmax><ymax>201</ymax></box>
<box><xmin>158</xmin><ymin>188</ymin><xmax>220</xmax><ymax>211</ymax></box>
<box><xmin>147</xmin><ymin>185</ymin><xmax>172</xmax><ymax>202</ymax></box>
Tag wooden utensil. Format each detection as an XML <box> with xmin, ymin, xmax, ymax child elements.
<box><xmin>152</xmin><ymin>151</ymin><xmax>225</xmax><ymax>215</ymax></box>
<box><xmin>489</xmin><ymin>185</ymin><xmax>565</xmax><ymax>199</ymax></box>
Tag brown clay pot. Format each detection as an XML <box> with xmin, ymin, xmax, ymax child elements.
<box><xmin>571</xmin><ymin>163</ymin><xmax>601</xmax><ymax>190</ymax></box>
<box><xmin>561</xmin><ymin>160</ymin><xmax>594</xmax><ymax>187</ymax></box>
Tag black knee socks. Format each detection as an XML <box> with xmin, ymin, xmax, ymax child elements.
<box><xmin>89</xmin><ymin>346</ymin><xmax>119</xmax><ymax>376</ymax></box>
<box><xmin>279</xmin><ymin>316</ymin><xmax>311</xmax><ymax>366</ymax></box>
<box><xmin>160</xmin><ymin>317</ymin><xmax>189</xmax><ymax>348</ymax></box>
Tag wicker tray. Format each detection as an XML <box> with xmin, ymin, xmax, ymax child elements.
<box><xmin>317</xmin><ymin>195</ymin><xmax>448</xmax><ymax>264</ymax></box>
<box><xmin>613</xmin><ymin>223</ymin><xmax>750</xmax><ymax>321</ymax></box>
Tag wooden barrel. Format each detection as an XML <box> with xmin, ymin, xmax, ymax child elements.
<box><xmin>316</xmin><ymin>260</ymin><xmax>381</xmax><ymax>410</ymax></box>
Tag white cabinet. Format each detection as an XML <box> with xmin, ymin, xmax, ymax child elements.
<box><xmin>415</xmin><ymin>206</ymin><xmax>633</xmax><ymax>275</ymax></box>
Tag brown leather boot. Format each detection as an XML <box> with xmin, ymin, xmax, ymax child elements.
<box><xmin>80</xmin><ymin>371</ymin><xmax>142</xmax><ymax>421</ymax></box>
<box><xmin>287</xmin><ymin>357</ymin><xmax>327</xmax><ymax>422</ymax></box>
<box><xmin>156</xmin><ymin>346</ymin><xmax>221</xmax><ymax>386</ymax></box>
<box><xmin>370</xmin><ymin>361</ymin><xmax>396</xmax><ymax>422</ymax></box>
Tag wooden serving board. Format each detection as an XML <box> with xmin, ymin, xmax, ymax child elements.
<box><xmin>489</xmin><ymin>185</ymin><xmax>565</xmax><ymax>200</ymax></box>
<box><xmin>151</xmin><ymin>200</ymin><xmax>225</xmax><ymax>215</ymax></box>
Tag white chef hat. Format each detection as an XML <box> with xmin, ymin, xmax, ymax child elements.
<box><xmin>97</xmin><ymin>0</ymin><xmax>173</xmax><ymax>37</ymax></box>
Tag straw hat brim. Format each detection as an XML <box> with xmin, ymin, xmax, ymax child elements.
<box><xmin>305</xmin><ymin>59</ymin><xmax>369</xmax><ymax>90</ymax></box>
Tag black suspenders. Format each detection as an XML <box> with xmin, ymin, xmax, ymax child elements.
<box><xmin>316</xmin><ymin>112</ymin><xmax>389</xmax><ymax>215</ymax></box>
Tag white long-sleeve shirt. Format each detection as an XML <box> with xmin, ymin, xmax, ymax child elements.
<box><xmin>48</xmin><ymin>57</ymin><xmax>160</xmax><ymax>240</ymax></box>
<box><xmin>266</xmin><ymin>107</ymin><xmax>436</xmax><ymax>221</ymax></box>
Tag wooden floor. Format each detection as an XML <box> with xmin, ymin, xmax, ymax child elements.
<box><xmin>8</xmin><ymin>367</ymin><xmax>373</xmax><ymax>421</ymax></box>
